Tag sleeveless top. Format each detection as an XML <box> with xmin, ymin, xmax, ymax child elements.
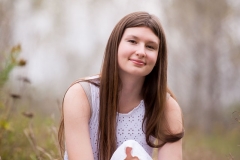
<box><xmin>64</xmin><ymin>79</ymin><xmax>154</xmax><ymax>160</ymax></box>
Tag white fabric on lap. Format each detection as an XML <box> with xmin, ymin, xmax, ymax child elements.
<box><xmin>110</xmin><ymin>140</ymin><xmax>153</xmax><ymax>160</ymax></box>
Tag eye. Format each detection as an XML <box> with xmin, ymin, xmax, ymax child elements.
<box><xmin>146</xmin><ymin>45</ymin><xmax>155</xmax><ymax>50</ymax></box>
<box><xmin>128</xmin><ymin>40</ymin><xmax>137</xmax><ymax>44</ymax></box>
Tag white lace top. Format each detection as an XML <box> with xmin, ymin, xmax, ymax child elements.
<box><xmin>64</xmin><ymin>81</ymin><xmax>153</xmax><ymax>160</ymax></box>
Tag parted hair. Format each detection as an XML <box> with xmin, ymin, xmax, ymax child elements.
<box><xmin>58</xmin><ymin>11</ymin><xmax>184</xmax><ymax>160</ymax></box>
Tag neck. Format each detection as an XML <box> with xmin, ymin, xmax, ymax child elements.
<box><xmin>118</xmin><ymin>75</ymin><xmax>145</xmax><ymax>113</ymax></box>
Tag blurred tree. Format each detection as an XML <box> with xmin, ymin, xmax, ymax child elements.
<box><xmin>163</xmin><ymin>0</ymin><xmax>240</xmax><ymax>132</ymax></box>
<box><xmin>0</xmin><ymin>0</ymin><xmax>14</xmax><ymax>69</ymax></box>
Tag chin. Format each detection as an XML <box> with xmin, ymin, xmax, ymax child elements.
<box><xmin>119</xmin><ymin>67</ymin><xmax>153</xmax><ymax>78</ymax></box>
<box><xmin>130</xmin><ymin>71</ymin><xmax>151</xmax><ymax>77</ymax></box>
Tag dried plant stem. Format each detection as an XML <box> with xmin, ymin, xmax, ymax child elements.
<box><xmin>36</xmin><ymin>146</ymin><xmax>53</xmax><ymax>160</ymax></box>
<box><xmin>4</xmin><ymin>99</ymin><xmax>13</xmax><ymax>120</ymax></box>
<box><xmin>51</xmin><ymin>126</ymin><xmax>61</xmax><ymax>157</ymax></box>
<box><xmin>227</xmin><ymin>153</ymin><xmax>234</xmax><ymax>160</ymax></box>
<box><xmin>24</xmin><ymin>121</ymin><xmax>41</xmax><ymax>160</ymax></box>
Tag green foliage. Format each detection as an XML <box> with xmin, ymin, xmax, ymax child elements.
<box><xmin>0</xmin><ymin>119</ymin><xmax>12</xmax><ymax>131</ymax></box>
<box><xmin>0</xmin><ymin>62</ymin><xmax>15</xmax><ymax>87</ymax></box>
<box><xmin>0</xmin><ymin>44</ymin><xmax>22</xmax><ymax>88</ymax></box>
<box><xmin>0</xmin><ymin>45</ymin><xmax>60</xmax><ymax>159</ymax></box>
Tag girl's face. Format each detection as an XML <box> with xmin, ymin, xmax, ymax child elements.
<box><xmin>118</xmin><ymin>27</ymin><xmax>159</xmax><ymax>78</ymax></box>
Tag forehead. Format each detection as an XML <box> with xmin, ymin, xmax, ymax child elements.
<box><xmin>122</xmin><ymin>27</ymin><xmax>160</xmax><ymax>44</ymax></box>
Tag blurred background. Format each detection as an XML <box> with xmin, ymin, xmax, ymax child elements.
<box><xmin>0</xmin><ymin>0</ymin><xmax>240</xmax><ymax>159</ymax></box>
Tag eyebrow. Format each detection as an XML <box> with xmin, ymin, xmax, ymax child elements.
<box><xmin>126</xmin><ymin>35</ymin><xmax>159</xmax><ymax>45</ymax></box>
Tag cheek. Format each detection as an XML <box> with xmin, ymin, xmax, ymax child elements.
<box><xmin>118</xmin><ymin>46</ymin><xmax>131</xmax><ymax>61</ymax></box>
<box><xmin>148</xmin><ymin>53</ymin><xmax>158</xmax><ymax>65</ymax></box>
<box><xmin>117</xmin><ymin>46</ymin><xmax>127</xmax><ymax>65</ymax></box>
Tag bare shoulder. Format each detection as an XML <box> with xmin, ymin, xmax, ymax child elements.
<box><xmin>166</xmin><ymin>96</ymin><xmax>182</xmax><ymax>114</ymax></box>
<box><xmin>63</xmin><ymin>83</ymin><xmax>94</xmax><ymax>159</ymax></box>
<box><xmin>63</xmin><ymin>83</ymin><xmax>91</xmax><ymax>121</ymax></box>
<box><xmin>165</xmin><ymin>97</ymin><xmax>183</xmax><ymax>134</ymax></box>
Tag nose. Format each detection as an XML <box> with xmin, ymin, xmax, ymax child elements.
<box><xmin>135</xmin><ymin>44</ymin><xmax>146</xmax><ymax>58</ymax></box>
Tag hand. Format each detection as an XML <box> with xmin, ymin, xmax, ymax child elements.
<box><xmin>124</xmin><ymin>147</ymin><xmax>139</xmax><ymax>160</ymax></box>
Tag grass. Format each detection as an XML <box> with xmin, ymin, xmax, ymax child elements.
<box><xmin>1</xmin><ymin>110</ymin><xmax>239</xmax><ymax>160</ymax></box>
<box><xmin>183</xmin><ymin>128</ymin><xmax>240</xmax><ymax>160</ymax></box>
<box><xmin>0</xmin><ymin>105</ymin><xmax>60</xmax><ymax>159</ymax></box>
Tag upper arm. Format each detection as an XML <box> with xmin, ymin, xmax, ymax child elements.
<box><xmin>164</xmin><ymin>96</ymin><xmax>183</xmax><ymax>134</ymax></box>
<box><xmin>158</xmin><ymin>97</ymin><xmax>184</xmax><ymax>160</ymax></box>
<box><xmin>63</xmin><ymin>83</ymin><xmax>94</xmax><ymax>160</ymax></box>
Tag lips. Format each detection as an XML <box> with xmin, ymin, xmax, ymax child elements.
<box><xmin>129</xmin><ymin>59</ymin><xmax>146</xmax><ymax>65</ymax></box>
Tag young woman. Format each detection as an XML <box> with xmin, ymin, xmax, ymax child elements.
<box><xmin>58</xmin><ymin>11</ymin><xmax>184</xmax><ymax>160</ymax></box>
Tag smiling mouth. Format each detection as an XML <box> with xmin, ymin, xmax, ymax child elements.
<box><xmin>129</xmin><ymin>59</ymin><xmax>146</xmax><ymax>65</ymax></box>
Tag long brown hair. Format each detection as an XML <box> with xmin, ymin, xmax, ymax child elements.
<box><xmin>58</xmin><ymin>11</ymin><xmax>184</xmax><ymax>159</ymax></box>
